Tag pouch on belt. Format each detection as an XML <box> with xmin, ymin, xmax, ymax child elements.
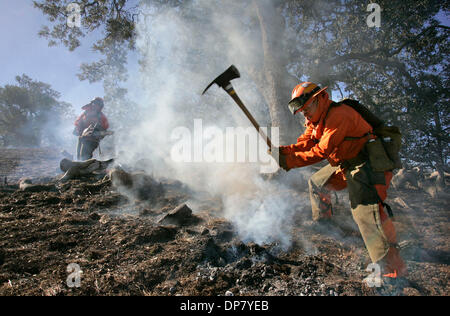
<box><xmin>374</xmin><ymin>126</ymin><xmax>403</xmax><ymax>170</ymax></box>
<box><xmin>365</xmin><ymin>138</ymin><xmax>395</xmax><ymax>172</ymax></box>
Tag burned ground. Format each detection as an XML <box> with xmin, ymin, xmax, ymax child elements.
<box><xmin>0</xmin><ymin>148</ymin><xmax>448</xmax><ymax>296</ymax></box>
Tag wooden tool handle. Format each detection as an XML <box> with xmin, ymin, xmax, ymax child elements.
<box><xmin>225</xmin><ymin>86</ymin><xmax>274</xmax><ymax>149</ymax></box>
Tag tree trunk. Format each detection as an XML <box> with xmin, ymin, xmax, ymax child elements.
<box><xmin>251</xmin><ymin>0</ymin><xmax>300</xmax><ymax>145</ymax></box>
<box><xmin>432</xmin><ymin>105</ymin><xmax>446</xmax><ymax>188</ymax></box>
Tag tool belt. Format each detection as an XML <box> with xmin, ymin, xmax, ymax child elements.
<box><xmin>340</xmin><ymin>151</ymin><xmax>367</xmax><ymax>170</ymax></box>
<box><xmin>340</xmin><ymin>131</ymin><xmax>395</xmax><ymax>172</ymax></box>
<box><xmin>339</xmin><ymin>133</ymin><xmax>371</xmax><ymax>170</ymax></box>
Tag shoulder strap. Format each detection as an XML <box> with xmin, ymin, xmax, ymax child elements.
<box><xmin>324</xmin><ymin>100</ymin><xmax>372</xmax><ymax>141</ymax></box>
<box><xmin>341</xmin><ymin>99</ymin><xmax>384</xmax><ymax>128</ymax></box>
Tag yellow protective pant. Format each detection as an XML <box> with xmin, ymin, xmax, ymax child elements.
<box><xmin>308</xmin><ymin>162</ymin><xmax>407</xmax><ymax>276</ymax></box>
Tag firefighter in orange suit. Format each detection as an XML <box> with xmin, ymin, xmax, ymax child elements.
<box><xmin>278</xmin><ymin>82</ymin><xmax>407</xmax><ymax>279</ymax></box>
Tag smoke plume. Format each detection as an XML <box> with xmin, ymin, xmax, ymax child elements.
<box><xmin>112</xmin><ymin>0</ymin><xmax>311</xmax><ymax>248</ymax></box>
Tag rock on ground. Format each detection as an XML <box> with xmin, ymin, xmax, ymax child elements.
<box><xmin>0</xmin><ymin>148</ymin><xmax>448</xmax><ymax>296</ymax></box>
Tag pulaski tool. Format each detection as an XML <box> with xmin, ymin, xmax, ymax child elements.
<box><xmin>202</xmin><ymin>65</ymin><xmax>274</xmax><ymax>151</ymax></box>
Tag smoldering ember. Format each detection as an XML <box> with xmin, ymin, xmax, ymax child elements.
<box><xmin>0</xmin><ymin>1</ymin><xmax>448</xmax><ymax>298</ymax></box>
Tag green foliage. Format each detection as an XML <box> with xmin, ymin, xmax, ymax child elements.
<box><xmin>33</xmin><ymin>0</ymin><xmax>139</xmax><ymax>128</ymax></box>
<box><xmin>0</xmin><ymin>75</ymin><xmax>74</xmax><ymax>147</ymax></box>
<box><xmin>33</xmin><ymin>0</ymin><xmax>136</xmax><ymax>51</ymax></box>
<box><xmin>284</xmin><ymin>0</ymin><xmax>449</xmax><ymax>168</ymax></box>
<box><xmin>34</xmin><ymin>0</ymin><xmax>449</xmax><ymax>168</ymax></box>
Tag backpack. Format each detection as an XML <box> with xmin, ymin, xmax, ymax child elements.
<box><xmin>330</xmin><ymin>99</ymin><xmax>403</xmax><ymax>170</ymax></box>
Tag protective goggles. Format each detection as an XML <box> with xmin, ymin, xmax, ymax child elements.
<box><xmin>288</xmin><ymin>86</ymin><xmax>321</xmax><ymax>115</ymax></box>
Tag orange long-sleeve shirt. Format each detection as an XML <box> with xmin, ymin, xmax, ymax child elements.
<box><xmin>280</xmin><ymin>100</ymin><xmax>372</xmax><ymax>169</ymax></box>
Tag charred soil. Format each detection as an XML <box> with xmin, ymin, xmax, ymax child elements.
<box><xmin>0</xmin><ymin>148</ymin><xmax>448</xmax><ymax>296</ymax></box>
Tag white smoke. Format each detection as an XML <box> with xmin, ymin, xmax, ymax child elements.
<box><xmin>222</xmin><ymin>173</ymin><xmax>300</xmax><ymax>249</ymax></box>
<box><xmin>112</xmin><ymin>0</ymin><xmax>310</xmax><ymax>248</ymax></box>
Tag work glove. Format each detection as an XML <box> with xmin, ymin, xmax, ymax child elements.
<box><xmin>278</xmin><ymin>145</ymin><xmax>295</xmax><ymax>155</ymax></box>
<box><xmin>268</xmin><ymin>147</ymin><xmax>290</xmax><ymax>172</ymax></box>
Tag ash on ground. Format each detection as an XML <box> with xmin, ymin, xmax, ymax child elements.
<box><xmin>0</xmin><ymin>148</ymin><xmax>448</xmax><ymax>296</ymax></box>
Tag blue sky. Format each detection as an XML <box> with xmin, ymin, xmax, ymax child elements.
<box><xmin>0</xmin><ymin>0</ymin><xmax>104</xmax><ymax>111</ymax></box>
<box><xmin>0</xmin><ymin>1</ymin><xmax>448</xmax><ymax>113</ymax></box>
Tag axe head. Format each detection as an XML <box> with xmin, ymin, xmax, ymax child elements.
<box><xmin>202</xmin><ymin>65</ymin><xmax>240</xmax><ymax>95</ymax></box>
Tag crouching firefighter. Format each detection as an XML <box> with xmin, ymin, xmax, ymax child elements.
<box><xmin>277</xmin><ymin>82</ymin><xmax>407</xmax><ymax>279</ymax></box>
<box><xmin>74</xmin><ymin>97</ymin><xmax>110</xmax><ymax>161</ymax></box>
